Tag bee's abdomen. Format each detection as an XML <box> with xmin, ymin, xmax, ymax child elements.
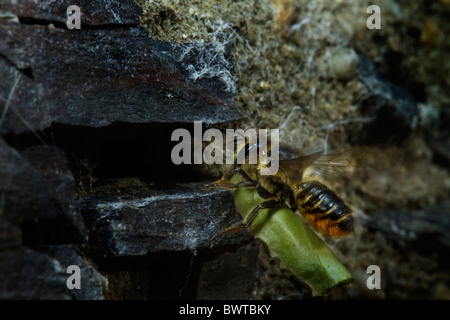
<box><xmin>295</xmin><ymin>181</ymin><xmax>354</xmax><ymax>237</ymax></box>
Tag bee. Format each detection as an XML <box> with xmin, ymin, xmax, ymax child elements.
<box><xmin>207</xmin><ymin>140</ymin><xmax>359</xmax><ymax>242</ymax></box>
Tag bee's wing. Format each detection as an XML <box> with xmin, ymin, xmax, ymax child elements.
<box><xmin>278</xmin><ymin>149</ymin><xmax>364</xmax><ymax>181</ymax></box>
<box><xmin>277</xmin><ymin>152</ymin><xmax>321</xmax><ymax>181</ymax></box>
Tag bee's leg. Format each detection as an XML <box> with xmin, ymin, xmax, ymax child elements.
<box><xmin>205</xmin><ymin>167</ymin><xmax>256</xmax><ymax>191</ymax></box>
<box><xmin>288</xmin><ymin>192</ymin><xmax>298</xmax><ymax>210</ymax></box>
<box><xmin>211</xmin><ymin>192</ymin><xmax>288</xmax><ymax>245</ymax></box>
<box><xmin>206</xmin><ymin>180</ymin><xmax>256</xmax><ymax>191</ymax></box>
<box><xmin>255</xmin><ymin>185</ymin><xmax>273</xmax><ymax>199</ymax></box>
<box><xmin>222</xmin><ymin>166</ymin><xmax>250</xmax><ymax>181</ymax></box>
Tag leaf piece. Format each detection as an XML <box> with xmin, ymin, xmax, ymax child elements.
<box><xmin>231</xmin><ymin>176</ymin><xmax>353</xmax><ymax>296</ymax></box>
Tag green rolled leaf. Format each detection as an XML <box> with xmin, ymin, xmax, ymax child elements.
<box><xmin>231</xmin><ymin>175</ymin><xmax>353</xmax><ymax>296</ymax></box>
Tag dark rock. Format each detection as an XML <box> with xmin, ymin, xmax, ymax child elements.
<box><xmin>0</xmin><ymin>138</ymin><xmax>61</xmax><ymax>221</ymax></box>
<box><xmin>81</xmin><ymin>183</ymin><xmax>247</xmax><ymax>258</ymax></box>
<box><xmin>0</xmin><ymin>138</ymin><xmax>87</xmax><ymax>245</ymax></box>
<box><xmin>364</xmin><ymin>201</ymin><xmax>450</xmax><ymax>250</ymax></box>
<box><xmin>0</xmin><ymin>1</ymin><xmax>141</xmax><ymax>70</ymax></box>
<box><xmin>355</xmin><ymin>56</ymin><xmax>419</xmax><ymax>143</ymax></box>
<box><xmin>0</xmin><ymin>58</ymin><xmax>49</xmax><ymax>135</ymax></box>
<box><xmin>197</xmin><ymin>243</ymin><xmax>259</xmax><ymax>299</ymax></box>
<box><xmin>1</xmin><ymin>0</ymin><xmax>142</xmax><ymax>26</ymax></box>
<box><xmin>45</xmin><ymin>245</ymin><xmax>107</xmax><ymax>300</ymax></box>
<box><xmin>24</xmin><ymin>25</ymin><xmax>241</xmax><ymax>127</ymax></box>
<box><xmin>0</xmin><ymin>247</ymin><xmax>71</xmax><ymax>299</ymax></box>
<box><xmin>0</xmin><ymin>15</ymin><xmax>31</xmax><ymax>70</ymax></box>
<box><xmin>0</xmin><ymin>23</ymin><xmax>242</xmax><ymax>134</ymax></box>
<box><xmin>99</xmin><ymin>251</ymin><xmax>201</xmax><ymax>299</ymax></box>
<box><xmin>0</xmin><ymin>245</ymin><xmax>106</xmax><ymax>299</ymax></box>
<box><xmin>0</xmin><ymin>218</ymin><xmax>22</xmax><ymax>250</ymax></box>
<box><xmin>0</xmin><ymin>0</ymin><xmax>245</xmax><ymax>300</ymax></box>
<box><xmin>20</xmin><ymin>144</ymin><xmax>88</xmax><ymax>244</ymax></box>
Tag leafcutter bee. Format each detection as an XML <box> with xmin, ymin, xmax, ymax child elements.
<box><xmin>207</xmin><ymin>140</ymin><xmax>361</xmax><ymax>242</ymax></box>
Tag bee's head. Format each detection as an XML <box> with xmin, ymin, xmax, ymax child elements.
<box><xmin>235</xmin><ymin>138</ymin><xmax>297</xmax><ymax>165</ymax></box>
<box><xmin>232</xmin><ymin>130</ymin><xmax>291</xmax><ymax>175</ymax></box>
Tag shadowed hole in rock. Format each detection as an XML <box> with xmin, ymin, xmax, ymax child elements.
<box><xmin>42</xmin><ymin>122</ymin><xmax>221</xmax><ymax>188</ymax></box>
